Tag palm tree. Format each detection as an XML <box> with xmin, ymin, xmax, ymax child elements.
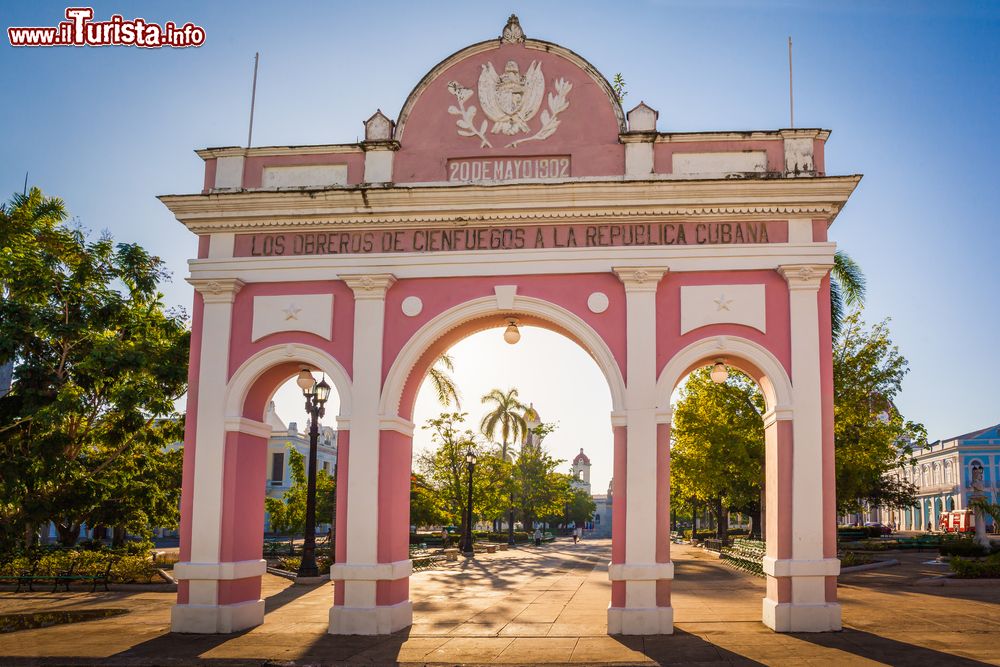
<box><xmin>480</xmin><ymin>388</ymin><xmax>528</xmax><ymax>462</ymax></box>
<box><xmin>427</xmin><ymin>353</ymin><xmax>461</xmax><ymax>408</ymax></box>
<box><xmin>480</xmin><ymin>388</ymin><xmax>528</xmax><ymax>542</ymax></box>
<box><xmin>830</xmin><ymin>250</ymin><xmax>866</xmax><ymax>338</ymax></box>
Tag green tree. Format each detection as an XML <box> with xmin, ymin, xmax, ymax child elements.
<box><xmin>264</xmin><ymin>445</ymin><xmax>336</xmax><ymax>540</ymax></box>
<box><xmin>410</xmin><ymin>472</ymin><xmax>447</xmax><ymax>528</ymax></box>
<box><xmin>670</xmin><ymin>368</ymin><xmax>765</xmax><ymax>540</ymax></box>
<box><xmin>830</xmin><ymin>250</ymin><xmax>867</xmax><ymax>338</ymax></box>
<box><xmin>510</xmin><ymin>436</ymin><xmax>572</xmax><ymax>529</ymax></box>
<box><xmin>416</xmin><ymin>413</ymin><xmax>508</xmax><ymax>537</ymax></box>
<box><xmin>562</xmin><ymin>487</ymin><xmax>597</xmax><ymax>527</ymax></box>
<box><xmin>834</xmin><ymin>311</ymin><xmax>923</xmax><ymax>513</ymax></box>
<box><xmin>0</xmin><ymin>188</ymin><xmax>189</xmax><ymax>549</ymax></box>
<box><xmin>427</xmin><ymin>353</ymin><xmax>461</xmax><ymax>408</ymax></box>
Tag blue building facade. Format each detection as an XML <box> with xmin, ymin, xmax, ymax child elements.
<box><xmin>870</xmin><ymin>423</ymin><xmax>1000</xmax><ymax>532</ymax></box>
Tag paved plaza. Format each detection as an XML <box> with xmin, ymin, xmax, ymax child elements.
<box><xmin>1</xmin><ymin>539</ymin><xmax>998</xmax><ymax>665</ymax></box>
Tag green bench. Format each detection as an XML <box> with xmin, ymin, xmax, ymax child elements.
<box><xmin>1</xmin><ymin>558</ymin><xmax>115</xmax><ymax>593</ymax></box>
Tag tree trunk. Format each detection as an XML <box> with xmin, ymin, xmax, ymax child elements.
<box><xmin>749</xmin><ymin>504</ymin><xmax>762</xmax><ymax>540</ymax></box>
<box><xmin>112</xmin><ymin>526</ymin><xmax>126</xmax><ymax>547</ymax></box>
<box><xmin>24</xmin><ymin>521</ymin><xmax>36</xmax><ymax>550</ymax></box>
<box><xmin>714</xmin><ymin>497</ymin><xmax>729</xmax><ymax>541</ymax></box>
<box><xmin>56</xmin><ymin>521</ymin><xmax>81</xmax><ymax>547</ymax></box>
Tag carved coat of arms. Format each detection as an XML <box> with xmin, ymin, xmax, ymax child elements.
<box><xmin>447</xmin><ymin>59</ymin><xmax>572</xmax><ymax>149</ymax></box>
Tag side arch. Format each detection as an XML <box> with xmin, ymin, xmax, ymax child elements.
<box><xmin>655</xmin><ymin>335</ymin><xmax>793</xmax><ymax>412</ymax></box>
<box><xmin>379</xmin><ymin>295</ymin><xmax>626</xmax><ymax>419</ymax></box>
<box><xmin>225</xmin><ymin>342</ymin><xmax>354</xmax><ymax>420</ymax></box>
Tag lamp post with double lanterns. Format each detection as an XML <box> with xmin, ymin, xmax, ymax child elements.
<box><xmin>295</xmin><ymin>368</ymin><xmax>331</xmax><ymax>578</ymax></box>
<box><xmin>460</xmin><ymin>448</ymin><xmax>477</xmax><ymax>557</ymax></box>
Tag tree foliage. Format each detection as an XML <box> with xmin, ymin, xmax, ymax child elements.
<box><xmin>0</xmin><ymin>188</ymin><xmax>189</xmax><ymax>549</ymax></box>
<box><xmin>834</xmin><ymin>311</ymin><xmax>924</xmax><ymax>513</ymax></box>
<box><xmin>416</xmin><ymin>413</ymin><xmax>509</xmax><ymax>530</ymax></box>
<box><xmin>426</xmin><ymin>353</ymin><xmax>461</xmax><ymax>408</ymax></box>
<box><xmin>264</xmin><ymin>445</ymin><xmax>335</xmax><ymax>536</ymax></box>
<box><xmin>480</xmin><ymin>388</ymin><xmax>528</xmax><ymax>461</ymax></box>
<box><xmin>670</xmin><ymin>367</ymin><xmax>765</xmax><ymax>537</ymax></box>
<box><xmin>562</xmin><ymin>487</ymin><xmax>597</xmax><ymax>527</ymax></box>
<box><xmin>510</xmin><ymin>436</ymin><xmax>572</xmax><ymax>528</ymax></box>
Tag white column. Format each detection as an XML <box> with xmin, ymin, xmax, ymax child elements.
<box><xmin>772</xmin><ymin>264</ymin><xmax>840</xmax><ymax>632</ymax></box>
<box><xmin>329</xmin><ymin>274</ymin><xmax>395</xmax><ymax>635</ymax></box>
<box><xmin>609</xmin><ymin>267</ymin><xmax>672</xmax><ymax>635</ymax></box>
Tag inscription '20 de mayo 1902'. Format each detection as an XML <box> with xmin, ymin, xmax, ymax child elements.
<box><xmin>232</xmin><ymin>221</ymin><xmax>782</xmax><ymax>258</ymax></box>
<box><xmin>447</xmin><ymin>156</ymin><xmax>570</xmax><ymax>181</ymax></box>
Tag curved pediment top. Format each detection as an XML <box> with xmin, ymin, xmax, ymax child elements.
<box><xmin>394</xmin><ymin>15</ymin><xmax>626</xmax><ymax>163</ymax></box>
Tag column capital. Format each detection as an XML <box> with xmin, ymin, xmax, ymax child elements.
<box><xmin>188</xmin><ymin>278</ymin><xmax>245</xmax><ymax>304</ymax></box>
<box><xmin>777</xmin><ymin>264</ymin><xmax>831</xmax><ymax>291</ymax></box>
<box><xmin>342</xmin><ymin>273</ymin><xmax>397</xmax><ymax>299</ymax></box>
<box><xmin>613</xmin><ymin>267</ymin><xmax>668</xmax><ymax>292</ymax></box>
<box><xmin>762</xmin><ymin>405</ymin><xmax>794</xmax><ymax>428</ymax></box>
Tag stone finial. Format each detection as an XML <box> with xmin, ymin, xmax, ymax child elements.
<box><xmin>501</xmin><ymin>14</ymin><xmax>525</xmax><ymax>44</ymax></box>
<box><xmin>626</xmin><ymin>102</ymin><xmax>658</xmax><ymax>132</ymax></box>
<box><xmin>364</xmin><ymin>109</ymin><xmax>394</xmax><ymax>142</ymax></box>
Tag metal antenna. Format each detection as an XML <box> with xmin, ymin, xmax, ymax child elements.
<box><xmin>23</xmin><ymin>171</ymin><xmax>28</xmax><ymax>195</ymax></box>
<box><xmin>788</xmin><ymin>36</ymin><xmax>795</xmax><ymax>128</ymax></box>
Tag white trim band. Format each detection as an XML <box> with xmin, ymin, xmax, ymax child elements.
<box><xmin>173</xmin><ymin>559</ymin><xmax>267</xmax><ymax>581</ymax></box>
<box><xmin>329</xmin><ymin>559</ymin><xmax>413</xmax><ymax>582</ymax></box>
<box><xmin>379</xmin><ymin>416</ymin><xmax>415</xmax><ymax>437</ymax></box>
<box><xmin>608</xmin><ymin>562</ymin><xmax>674</xmax><ymax>581</ymax></box>
<box><xmin>762</xmin><ymin>557</ymin><xmax>840</xmax><ymax>578</ymax></box>
<box><xmin>223</xmin><ymin>417</ymin><xmax>273</xmax><ymax>439</ymax></box>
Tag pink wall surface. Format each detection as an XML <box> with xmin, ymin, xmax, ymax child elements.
<box><xmin>177</xmin><ymin>292</ymin><xmax>204</xmax><ymax>604</ymax></box>
<box><xmin>394</xmin><ymin>42</ymin><xmax>624</xmax><ymax>183</ymax></box>
<box><xmin>202</xmin><ymin>158</ymin><xmax>216</xmax><ymax>192</ymax></box>
<box><xmin>219</xmin><ymin>432</ymin><xmax>267</xmax><ymax>564</ymax></box>
<box><xmin>610</xmin><ymin>425</ymin><xmax>626</xmax><ymax>608</ymax></box>
<box><xmin>655</xmin><ymin>270</ymin><xmax>792</xmax><ymax>382</ymax></box>
<box><xmin>227</xmin><ymin>280</ymin><xmax>356</xmax><ymax>382</ymax></box>
<box><xmin>377</xmin><ymin>430</ymin><xmax>413</xmax><ymax>565</ymax></box>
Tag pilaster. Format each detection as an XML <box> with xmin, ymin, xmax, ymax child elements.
<box><xmin>609</xmin><ymin>267</ymin><xmax>672</xmax><ymax>634</ymax></box>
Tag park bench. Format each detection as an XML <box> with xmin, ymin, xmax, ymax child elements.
<box><xmin>1</xmin><ymin>557</ymin><xmax>114</xmax><ymax>593</ymax></box>
<box><xmin>0</xmin><ymin>560</ymin><xmax>39</xmax><ymax>593</ymax></box>
<box><xmin>720</xmin><ymin>538</ymin><xmax>765</xmax><ymax>577</ymax></box>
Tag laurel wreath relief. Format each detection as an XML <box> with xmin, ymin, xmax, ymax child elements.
<box><xmin>447</xmin><ymin>82</ymin><xmax>493</xmax><ymax>148</ymax></box>
<box><xmin>446</xmin><ymin>76</ymin><xmax>572</xmax><ymax>149</ymax></box>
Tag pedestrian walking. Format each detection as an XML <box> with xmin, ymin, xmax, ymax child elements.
<box><xmin>574</xmin><ymin>526</ymin><xmax>583</xmax><ymax>544</ymax></box>
<box><xmin>533</xmin><ymin>527</ymin><xmax>542</xmax><ymax>546</ymax></box>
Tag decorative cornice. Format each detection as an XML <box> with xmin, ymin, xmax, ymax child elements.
<box><xmin>655</xmin><ymin>129</ymin><xmax>831</xmax><ymax>143</ymax></box>
<box><xmin>619</xmin><ymin>131</ymin><xmax>658</xmax><ymax>144</ymax></box>
<box><xmin>187</xmin><ymin>277</ymin><xmax>245</xmax><ymax>303</ymax></box>
<box><xmin>195</xmin><ymin>144</ymin><xmax>363</xmax><ymax>160</ymax></box>
<box><xmin>360</xmin><ymin>140</ymin><xmax>401</xmax><ymax>152</ymax></box>
<box><xmin>777</xmin><ymin>264</ymin><xmax>832</xmax><ymax>291</ymax></box>
<box><xmin>613</xmin><ymin>266</ymin><xmax>667</xmax><ymax>292</ymax></box>
<box><xmin>341</xmin><ymin>273</ymin><xmax>396</xmax><ymax>299</ymax></box>
<box><xmin>159</xmin><ymin>176</ymin><xmax>861</xmax><ymax>234</ymax></box>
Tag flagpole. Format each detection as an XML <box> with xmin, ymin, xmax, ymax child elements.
<box><xmin>788</xmin><ymin>36</ymin><xmax>794</xmax><ymax>128</ymax></box>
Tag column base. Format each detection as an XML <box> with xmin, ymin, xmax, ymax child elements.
<box><xmin>607</xmin><ymin>605</ymin><xmax>673</xmax><ymax>635</ymax></box>
<box><xmin>762</xmin><ymin>598</ymin><xmax>842</xmax><ymax>632</ymax></box>
<box><xmin>171</xmin><ymin>599</ymin><xmax>264</xmax><ymax>634</ymax></box>
<box><xmin>328</xmin><ymin>600</ymin><xmax>412</xmax><ymax>635</ymax></box>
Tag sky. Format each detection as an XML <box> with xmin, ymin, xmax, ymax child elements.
<box><xmin>3</xmin><ymin>1</ymin><xmax>999</xmax><ymax>492</ymax></box>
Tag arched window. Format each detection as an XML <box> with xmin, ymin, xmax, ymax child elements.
<box><xmin>947</xmin><ymin>497</ymin><xmax>955</xmax><ymax>512</ymax></box>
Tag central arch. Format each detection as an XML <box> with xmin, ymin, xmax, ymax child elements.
<box><xmin>380</xmin><ymin>294</ymin><xmax>626</xmax><ymax>422</ymax></box>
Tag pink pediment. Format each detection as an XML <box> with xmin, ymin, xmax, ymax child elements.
<box><xmin>393</xmin><ymin>35</ymin><xmax>626</xmax><ymax>183</ymax></box>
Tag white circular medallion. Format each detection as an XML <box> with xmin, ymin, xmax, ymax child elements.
<box><xmin>587</xmin><ymin>291</ymin><xmax>609</xmax><ymax>314</ymax></box>
<box><xmin>401</xmin><ymin>296</ymin><xmax>423</xmax><ymax>317</ymax></box>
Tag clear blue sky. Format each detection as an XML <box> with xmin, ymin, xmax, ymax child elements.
<box><xmin>3</xmin><ymin>2</ymin><xmax>998</xmax><ymax>489</ymax></box>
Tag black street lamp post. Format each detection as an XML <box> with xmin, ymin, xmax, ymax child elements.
<box><xmin>461</xmin><ymin>448</ymin><xmax>477</xmax><ymax>557</ymax></box>
<box><xmin>295</xmin><ymin>369</ymin><xmax>331</xmax><ymax>578</ymax></box>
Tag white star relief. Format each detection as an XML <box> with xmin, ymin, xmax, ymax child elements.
<box><xmin>282</xmin><ymin>303</ymin><xmax>302</xmax><ymax>320</ymax></box>
<box><xmin>714</xmin><ymin>294</ymin><xmax>733</xmax><ymax>311</ymax></box>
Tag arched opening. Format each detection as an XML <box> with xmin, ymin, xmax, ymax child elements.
<box><xmin>357</xmin><ymin>297</ymin><xmax>624</xmax><ymax>634</ymax></box>
<box><xmin>654</xmin><ymin>336</ymin><xmax>836</xmax><ymax>632</ymax></box>
<box><xmin>178</xmin><ymin>344</ymin><xmax>351</xmax><ymax>626</ymax></box>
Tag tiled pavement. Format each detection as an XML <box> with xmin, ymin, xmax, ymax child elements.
<box><xmin>1</xmin><ymin>539</ymin><xmax>999</xmax><ymax>665</ymax></box>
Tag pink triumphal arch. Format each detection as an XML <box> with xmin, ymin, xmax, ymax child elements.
<box><xmin>162</xmin><ymin>16</ymin><xmax>857</xmax><ymax>636</ymax></box>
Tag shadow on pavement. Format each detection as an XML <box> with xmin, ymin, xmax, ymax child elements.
<box><xmin>620</xmin><ymin>631</ymin><xmax>765</xmax><ymax>666</ymax></box>
<box><xmin>792</xmin><ymin>628</ymin><xmax>989</xmax><ymax>666</ymax></box>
